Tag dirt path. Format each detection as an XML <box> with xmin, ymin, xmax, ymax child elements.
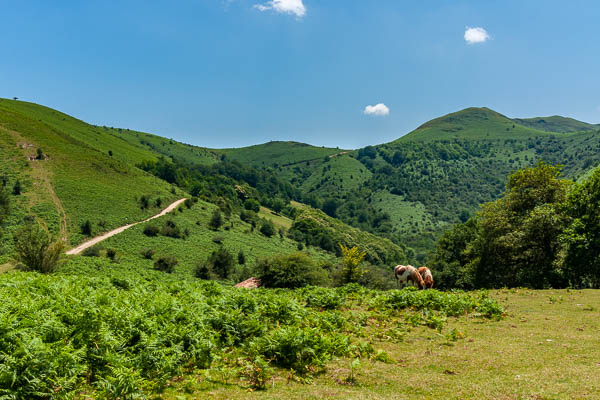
<box><xmin>66</xmin><ymin>198</ymin><xmax>187</xmax><ymax>255</ymax></box>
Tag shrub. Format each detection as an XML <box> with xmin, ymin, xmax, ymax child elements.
<box><xmin>36</xmin><ymin>147</ymin><xmax>44</xmax><ymax>160</ymax></box>
<box><xmin>161</xmin><ymin>220</ymin><xmax>181</xmax><ymax>238</ymax></box>
<box><xmin>154</xmin><ymin>256</ymin><xmax>178</xmax><ymax>273</ymax></box>
<box><xmin>195</xmin><ymin>262</ymin><xmax>211</xmax><ymax>279</ymax></box>
<box><xmin>207</xmin><ymin>248</ymin><xmax>234</xmax><ymax>279</ymax></box>
<box><xmin>81</xmin><ymin>220</ymin><xmax>93</xmax><ymax>236</ymax></box>
<box><xmin>139</xmin><ymin>195</ymin><xmax>150</xmax><ymax>210</ymax></box>
<box><xmin>13</xmin><ymin>223</ymin><xmax>64</xmax><ymax>273</ymax></box>
<box><xmin>143</xmin><ymin>224</ymin><xmax>160</xmax><ymax>237</ymax></box>
<box><xmin>212</xmin><ymin>235</ymin><xmax>225</xmax><ymax>244</ymax></box>
<box><xmin>209</xmin><ymin>209</ymin><xmax>223</xmax><ymax>230</ymax></box>
<box><xmin>238</xmin><ymin>250</ymin><xmax>246</xmax><ymax>265</ymax></box>
<box><xmin>141</xmin><ymin>248</ymin><xmax>155</xmax><ymax>259</ymax></box>
<box><xmin>256</xmin><ymin>253</ymin><xmax>330</xmax><ymax>288</ymax></box>
<box><xmin>184</xmin><ymin>198</ymin><xmax>193</xmax><ymax>209</ymax></box>
<box><xmin>82</xmin><ymin>245</ymin><xmax>101</xmax><ymax>257</ymax></box>
<box><xmin>106</xmin><ymin>248</ymin><xmax>117</xmax><ymax>260</ymax></box>
<box><xmin>155</xmin><ymin>197</ymin><xmax>162</xmax><ymax>208</ymax></box>
<box><xmin>0</xmin><ymin>187</ymin><xmax>9</xmax><ymax>224</ymax></box>
<box><xmin>260</xmin><ymin>219</ymin><xmax>275</xmax><ymax>238</ymax></box>
<box><xmin>244</xmin><ymin>198</ymin><xmax>260</xmax><ymax>212</ymax></box>
<box><xmin>12</xmin><ymin>180</ymin><xmax>21</xmax><ymax>195</ymax></box>
<box><xmin>240</xmin><ymin>210</ymin><xmax>256</xmax><ymax>224</ymax></box>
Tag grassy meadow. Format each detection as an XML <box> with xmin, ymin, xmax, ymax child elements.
<box><xmin>160</xmin><ymin>288</ymin><xmax>600</xmax><ymax>400</ymax></box>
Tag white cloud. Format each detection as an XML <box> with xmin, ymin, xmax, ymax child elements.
<box><xmin>363</xmin><ymin>103</ymin><xmax>390</xmax><ymax>116</ymax></box>
<box><xmin>254</xmin><ymin>0</ymin><xmax>306</xmax><ymax>18</ymax></box>
<box><xmin>464</xmin><ymin>26</ymin><xmax>490</xmax><ymax>44</ymax></box>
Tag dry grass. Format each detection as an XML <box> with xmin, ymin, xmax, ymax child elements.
<box><xmin>162</xmin><ymin>289</ymin><xmax>600</xmax><ymax>399</ymax></box>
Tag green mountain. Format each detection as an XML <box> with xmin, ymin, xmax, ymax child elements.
<box><xmin>250</xmin><ymin>108</ymin><xmax>600</xmax><ymax>259</ymax></box>
<box><xmin>514</xmin><ymin>115</ymin><xmax>599</xmax><ymax>133</ymax></box>
<box><xmin>0</xmin><ymin>98</ymin><xmax>404</xmax><ymax>273</ymax></box>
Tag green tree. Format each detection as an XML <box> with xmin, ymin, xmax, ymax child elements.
<box><xmin>256</xmin><ymin>252</ymin><xmax>329</xmax><ymax>288</ymax></box>
<box><xmin>468</xmin><ymin>162</ymin><xmax>571</xmax><ymax>288</ymax></box>
<box><xmin>244</xmin><ymin>198</ymin><xmax>260</xmax><ymax>212</ymax></box>
<box><xmin>209</xmin><ymin>209</ymin><xmax>223</xmax><ymax>230</ymax></box>
<box><xmin>207</xmin><ymin>247</ymin><xmax>234</xmax><ymax>279</ymax></box>
<box><xmin>0</xmin><ymin>187</ymin><xmax>9</xmax><ymax>224</ymax></box>
<box><xmin>81</xmin><ymin>220</ymin><xmax>93</xmax><ymax>236</ymax></box>
<box><xmin>238</xmin><ymin>250</ymin><xmax>246</xmax><ymax>265</ymax></box>
<box><xmin>339</xmin><ymin>243</ymin><xmax>366</xmax><ymax>284</ymax></box>
<box><xmin>260</xmin><ymin>219</ymin><xmax>275</xmax><ymax>237</ymax></box>
<box><xmin>14</xmin><ymin>223</ymin><xmax>64</xmax><ymax>273</ymax></box>
<box><xmin>559</xmin><ymin>168</ymin><xmax>600</xmax><ymax>287</ymax></box>
<box><xmin>12</xmin><ymin>180</ymin><xmax>21</xmax><ymax>195</ymax></box>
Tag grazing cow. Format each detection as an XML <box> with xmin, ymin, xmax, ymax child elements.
<box><xmin>417</xmin><ymin>266</ymin><xmax>434</xmax><ymax>289</ymax></box>
<box><xmin>394</xmin><ymin>265</ymin><xmax>425</xmax><ymax>289</ymax></box>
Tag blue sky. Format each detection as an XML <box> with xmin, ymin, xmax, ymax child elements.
<box><xmin>2</xmin><ymin>1</ymin><xmax>599</xmax><ymax>148</ymax></box>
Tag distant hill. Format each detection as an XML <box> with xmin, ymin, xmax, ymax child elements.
<box><xmin>0</xmin><ymin>99</ymin><xmax>395</xmax><ymax>270</ymax></box>
<box><xmin>219</xmin><ymin>141</ymin><xmax>343</xmax><ymax>167</ymax></box>
<box><xmin>513</xmin><ymin>115</ymin><xmax>599</xmax><ymax>133</ymax></box>
<box><xmin>249</xmin><ymin>108</ymin><xmax>600</xmax><ymax>259</ymax></box>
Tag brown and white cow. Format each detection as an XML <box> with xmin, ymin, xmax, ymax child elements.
<box><xmin>394</xmin><ymin>265</ymin><xmax>425</xmax><ymax>289</ymax></box>
<box><xmin>417</xmin><ymin>266</ymin><xmax>434</xmax><ymax>289</ymax></box>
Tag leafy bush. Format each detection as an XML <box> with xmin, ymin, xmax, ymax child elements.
<box><xmin>209</xmin><ymin>209</ymin><xmax>223</xmax><ymax>230</ymax></box>
<box><xmin>81</xmin><ymin>219</ymin><xmax>93</xmax><ymax>236</ymax></box>
<box><xmin>106</xmin><ymin>248</ymin><xmax>117</xmax><ymax>260</ymax></box>
<box><xmin>238</xmin><ymin>250</ymin><xmax>246</xmax><ymax>265</ymax></box>
<box><xmin>143</xmin><ymin>224</ymin><xmax>160</xmax><ymax>237</ymax></box>
<box><xmin>206</xmin><ymin>248</ymin><xmax>234</xmax><ymax>279</ymax></box>
<box><xmin>160</xmin><ymin>220</ymin><xmax>181</xmax><ymax>238</ymax></box>
<box><xmin>154</xmin><ymin>255</ymin><xmax>178</xmax><ymax>273</ymax></box>
<box><xmin>240</xmin><ymin>209</ymin><xmax>256</xmax><ymax>224</ymax></box>
<box><xmin>256</xmin><ymin>253</ymin><xmax>330</xmax><ymax>288</ymax></box>
<box><xmin>260</xmin><ymin>219</ymin><xmax>275</xmax><ymax>237</ymax></box>
<box><xmin>244</xmin><ymin>198</ymin><xmax>260</xmax><ymax>212</ymax></box>
<box><xmin>303</xmin><ymin>287</ymin><xmax>345</xmax><ymax>310</ymax></box>
<box><xmin>13</xmin><ymin>223</ymin><xmax>64</xmax><ymax>273</ymax></box>
<box><xmin>141</xmin><ymin>248</ymin><xmax>156</xmax><ymax>259</ymax></box>
<box><xmin>82</xmin><ymin>245</ymin><xmax>102</xmax><ymax>257</ymax></box>
<box><xmin>12</xmin><ymin>179</ymin><xmax>21</xmax><ymax>195</ymax></box>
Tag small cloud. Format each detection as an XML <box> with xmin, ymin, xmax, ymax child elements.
<box><xmin>364</xmin><ymin>103</ymin><xmax>390</xmax><ymax>116</ymax></box>
<box><xmin>464</xmin><ymin>26</ymin><xmax>490</xmax><ymax>44</ymax></box>
<box><xmin>254</xmin><ymin>0</ymin><xmax>306</xmax><ymax>18</ymax></box>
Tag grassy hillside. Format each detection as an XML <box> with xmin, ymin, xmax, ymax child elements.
<box><xmin>244</xmin><ymin>108</ymin><xmax>600</xmax><ymax>259</ymax></box>
<box><xmin>220</xmin><ymin>141</ymin><xmax>343</xmax><ymax>167</ymax></box>
<box><xmin>514</xmin><ymin>115</ymin><xmax>599</xmax><ymax>133</ymax></box>
<box><xmin>400</xmin><ymin>107</ymin><xmax>549</xmax><ymax>142</ymax></box>
<box><xmin>0</xmin><ymin>99</ymin><xmax>183</xmax><ymax>250</ymax></box>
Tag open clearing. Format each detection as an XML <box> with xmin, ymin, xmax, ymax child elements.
<box><xmin>163</xmin><ymin>289</ymin><xmax>600</xmax><ymax>399</ymax></box>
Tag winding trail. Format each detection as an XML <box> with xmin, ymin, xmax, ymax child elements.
<box><xmin>66</xmin><ymin>198</ymin><xmax>187</xmax><ymax>255</ymax></box>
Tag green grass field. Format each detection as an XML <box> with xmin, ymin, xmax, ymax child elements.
<box><xmin>220</xmin><ymin>141</ymin><xmax>343</xmax><ymax>167</ymax></box>
<box><xmin>160</xmin><ymin>288</ymin><xmax>600</xmax><ymax>399</ymax></box>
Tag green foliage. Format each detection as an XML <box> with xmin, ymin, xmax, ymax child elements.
<box><xmin>244</xmin><ymin>198</ymin><xmax>260</xmax><ymax>212</ymax></box>
<box><xmin>141</xmin><ymin>248</ymin><xmax>155</xmax><ymax>259</ymax></box>
<box><xmin>238</xmin><ymin>250</ymin><xmax>246</xmax><ymax>265</ymax></box>
<box><xmin>430</xmin><ymin>163</ymin><xmax>572</xmax><ymax>289</ymax></box>
<box><xmin>0</xmin><ymin>186</ymin><xmax>9</xmax><ymax>224</ymax></box>
<box><xmin>559</xmin><ymin>168</ymin><xmax>600</xmax><ymax>287</ymax></box>
<box><xmin>339</xmin><ymin>243</ymin><xmax>366</xmax><ymax>284</ymax></box>
<box><xmin>13</xmin><ymin>222</ymin><xmax>64</xmax><ymax>273</ymax></box>
<box><xmin>81</xmin><ymin>219</ymin><xmax>93</xmax><ymax>236</ymax></box>
<box><xmin>143</xmin><ymin>224</ymin><xmax>160</xmax><ymax>237</ymax></box>
<box><xmin>290</xmin><ymin>206</ymin><xmax>406</xmax><ymax>265</ymax></box>
<box><xmin>206</xmin><ymin>247</ymin><xmax>234</xmax><ymax>279</ymax></box>
<box><xmin>82</xmin><ymin>245</ymin><xmax>102</xmax><ymax>257</ymax></box>
<box><xmin>160</xmin><ymin>219</ymin><xmax>182</xmax><ymax>238</ymax></box>
<box><xmin>209</xmin><ymin>209</ymin><xmax>223</xmax><ymax>230</ymax></box>
<box><xmin>154</xmin><ymin>255</ymin><xmax>178</xmax><ymax>273</ymax></box>
<box><xmin>12</xmin><ymin>179</ymin><xmax>21</xmax><ymax>195</ymax></box>
<box><xmin>256</xmin><ymin>253</ymin><xmax>330</xmax><ymax>288</ymax></box>
<box><xmin>260</xmin><ymin>219</ymin><xmax>275</xmax><ymax>237</ymax></box>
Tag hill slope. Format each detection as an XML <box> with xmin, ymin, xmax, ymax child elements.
<box><xmin>248</xmin><ymin>108</ymin><xmax>600</xmax><ymax>259</ymax></box>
